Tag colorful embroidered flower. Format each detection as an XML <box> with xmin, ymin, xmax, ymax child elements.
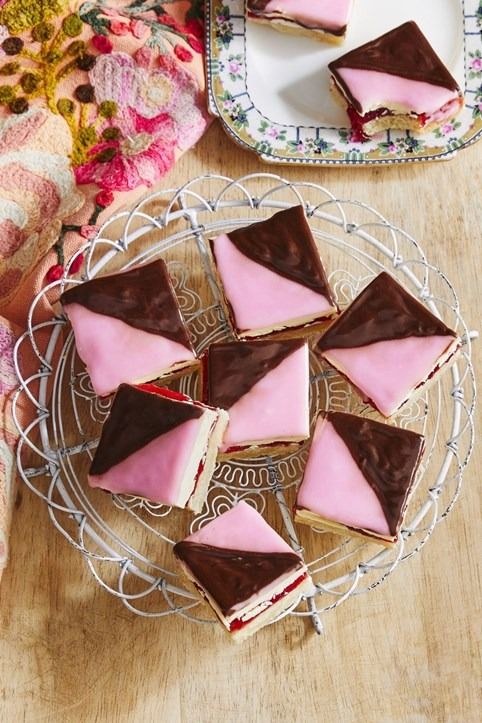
<box><xmin>79</xmin><ymin>224</ymin><xmax>99</xmax><ymax>239</ymax></box>
<box><xmin>0</xmin><ymin>322</ymin><xmax>17</xmax><ymax>395</ymax></box>
<box><xmin>74</xmin><ymin>107</ymin><xmax>177</xmax><ymax>192</ymax></box>
<box><xmin>174</xmin><ymin>45</ymin><xmax>193</xmax><ymax>63</ymax></box>
<box><xmin>92</xmin><ymin>35</ymin><xmax>113</xmax><ymax>54</ymax></box>
<box><xmin>68</xmin><ymin>252</ymin><xmax>84</xmax><ymax>275</ymax></box>
<box><xmin>110</xmin><ymin>19</ymin><xmax>130</xmax><ymax>36</ymax></box>
<box><xmin>90</xmin><ymin>51</ymin><xmax>207</xmax><ymax>152</ymax></box>
<box><xmin>95</xmin><ymin>189</ymin><xmax>114</xmax><ymax>208</ymax></box>
<box><xmin>46</xmin><ymin>263</ymin><xmax>64</xmax><ymax>283</ymax></box>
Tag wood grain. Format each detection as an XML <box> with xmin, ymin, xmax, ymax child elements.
<box><xmin>1</xmin><ymin>122</ymin><xmax>481</xmax><ymax>723</ymax></box>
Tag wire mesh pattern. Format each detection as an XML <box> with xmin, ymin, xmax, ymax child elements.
<box><xmin>13</xmin><ymin>173</ymin><xmax>477</xmax><ymax>633</ymax></box>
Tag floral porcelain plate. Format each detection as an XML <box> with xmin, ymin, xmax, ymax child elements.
<box><xmin>206</xmin><ymin>0</ymin><xmax>482</xmax><ymax>165</ymax></box>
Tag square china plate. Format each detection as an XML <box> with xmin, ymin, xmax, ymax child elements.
<box><xmin>206</xmin><ymin>0</ymin><xmax>482</xmax><ymax>165</ymax></box>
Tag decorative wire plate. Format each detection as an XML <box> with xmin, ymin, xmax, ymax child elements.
<box><xmin>14</xmin><ymin>174</ymin><xmax>476</xmax><ymax>634</ymax></box>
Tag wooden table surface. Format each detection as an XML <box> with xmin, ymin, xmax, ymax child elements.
<box><xmin>1</xmin><ymin>122</ymin><xmax>481</xmax><ymax>723</ymax></box>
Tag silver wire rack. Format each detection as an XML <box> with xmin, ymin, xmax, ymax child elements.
<box><xmin>13</xmin><ymin>173</ymin><xmax>477</xmax><ymax>635</ymax></box>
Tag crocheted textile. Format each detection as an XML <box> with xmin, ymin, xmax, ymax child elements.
<box><xmin>0</xmin><ymin>0</ymin><xmax>208</xmax><ymax>577</ymax></box>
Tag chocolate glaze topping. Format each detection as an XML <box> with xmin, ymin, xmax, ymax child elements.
<box><xmin>326</xmin><ymin>412</ymin><xmax>424</xmax><ymax>536</ymax></box>
<box><xmin>90</xmin><ymin>384</ymin><xmax>202</xmax><ymax>475</ymax></box>
<box><xmin>61</xmin><ymin>259</ymin><xmax>193</xmax><ymax>350</ymax></box>
<box><xmin>174</xmin><ymin>541</ymin><xmax>303</xmax><ymax>617</ymax></box>
<box><xmin>329</xmin><ymin>21</ymin><xmax>460</xmax><ymax>114</ymax></box>
<box><xmin>206</xmin><ymin>338</ymin><xmax>304</xmax><ymax>410</ymax></box>
<box><xmin>317</xmin><ymin>272</ymin><xmax>455</xmax><ymax>353</ymax></box>
<box><xmin>222</xmin><ymin>206</ymin><xmax>335</xmax><ymax>302</ymax></box>
<box><xmin>247</xmin><ymin>3</ymin><xmax>346</xmax><ymax>34</ymax></box>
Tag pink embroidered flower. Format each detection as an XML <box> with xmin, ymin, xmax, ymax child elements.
<box><xmin>187</xmin><ymin>36</ymin><xmax>203</xmax><ymax>54</ymax></box>
<box><xmin>90</xmin><ymin>52</ymin><xmax>207</xmax><ymax>153</ymax></box>
<box><xmin>130</xmin><ymin>19</ymin><xmax>148</xmax><ymax>39</ymax></box>
<box><xmin>75</xmin><ymin>108</ymin><xmax>176</xmax><ymax>192</ymax></box>
<box><xmin>441</xmin><ymin>123</ymin><xmax>454</xmax><ymax>135</ymax></box>
<box><xmin>184</xmin><ymin>18</ymin><xmax>204</xmax><ymax>39</ymax></box>
<box><xmin>95</xmin><ymin>189</ymin><xmax>114</xmax><ymax>208</ymax></box>
<box><xmin>92</xmin><ymin>35</ymin><xmax>113</xmax><ymax>54</ymax></box>
<box><xmin>46</xmin><ymin>264</ymin><xmax>64</xmax><ymax>283</ymax></box>
<box><xmin>110</xmin><ymin>20</ymin><xmax>130</xmax><ymax>36</ymax></box>
<box><xmin>470</xmin><ymin>57</ymin><xmax>482</xmax><ymax>71</ymax></box>
<box><xmin>68</xmin><ymin>253</ymin><xmax>84</xmax><ymax>275</ymax></box>
<box><xmin>80</xmin><ymin>224</ymin><xmax>99</xmax><ymax>240</ymax></box>
<box><xmin>174</xmin><ymin>44</ymin><xmax>193</xmax><ymax>63</ymax></box>
<box><xmin>134</xmin><ymin>46</ymin><xmax>153</xmax><ymax>68</ymax></box>
<box><xmin>0</xmin><ymin>322</ymin><xmax>17</xmax><ymax>395</ymax></box>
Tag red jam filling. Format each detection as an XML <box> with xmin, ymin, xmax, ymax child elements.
<box><xmin>225</xmin><ymin>440</ymin><xmax>299</xmax><ymax>454</ymax></box>
<box><xmin>136</xmin><ymin>383</ymin><xmax>191</xmax><ymax>401</ymax></box>
<box><xmin>229</xmin><ymin>572</ymin><xmax>307</xmax><ymax>632</ymax></box>
<box><xmin>347</xmin><ymin>105</ymin><xmax>430</xmax><ymax>142</ymax></box>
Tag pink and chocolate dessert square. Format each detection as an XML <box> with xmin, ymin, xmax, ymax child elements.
<box><xmin>295</xmin><ymin>412</ymin><xmax>425</xmax><ymax>546</ymax></box>
<box><xmin>329</xmin><ymin>21</ymin><xmax>463</xmax><ymax>140</ymax></box>
<box><xmin>316</xmin><ymin>272</ymin><xmax>460</xmax><ymax>418</ymax></box>
<box><xmin>247</xmin><ymin>1</ymin><xmax>353</xmax><ymax>44</ymax></box>
<box><xmin>174</xmin><ymin>501</ymin><xmax>312</xmax><ymax>640</ymax></box>
<box><xmin>61</xmin><ymin>260</ymin><xmax>198</xmax><ymax>397</ymax></box>
<box><xmin>88</xmin><ymin>384</ymin><xmax>228</xmax><ymax>513</ymax></box>
<box><xmin>202</xmin><ymin>338</ymin><xmax>310</xmax><ymax>458</ymax></box>
<box><xmin>210</xmin><ymin>206</ymin><xmax>338</xmax><ymax>339</ymax></box>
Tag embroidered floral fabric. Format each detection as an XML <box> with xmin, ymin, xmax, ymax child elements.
<box><xmin>0</xmin><ymin>0</ymin><xmax>208</xmax><ymax>576</ymax></box>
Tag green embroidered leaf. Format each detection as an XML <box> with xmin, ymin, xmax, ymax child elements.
<box><xmin>0</xmin><ymin>0</ymin><xmax>68</xmax><ymax>34</ymax></box>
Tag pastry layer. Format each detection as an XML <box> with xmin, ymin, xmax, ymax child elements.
<box><xmin>65</xmin><ymin>303</ymin><xmax>196</xmax><ymax>397</ymax></box>
<box><xmin>296</xmin><ymin>417</ymin><xmax>390</xmax><ymax>536</ymax></box>
<box><xmin>212</xmin><ymin>233</ymin><xmax>334</xmax><ymax>335</ymax></box>
<box><xmin>323</xmin><ymin>334</ymin><xmax>455</xmax><ymax>418</ymax></box>
<box><xmin>247</xmin><ymin>0</ymin><xmax>352</xmax><ymax>32</ymax></box>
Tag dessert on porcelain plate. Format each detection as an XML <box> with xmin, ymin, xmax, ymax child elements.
<box><xmin>206</xmin><ymin>0</ymin><xmax>481</xmax><ymax>165</ymax></box>
<box><xmin>247</xmin><ymin>0</ymin><xmax>354</xmax><ymax>44</ymax></box>
<box><xmin>329</xmin><ymin>21</ymin><xmax>464</xmax><ymax>141</ymax></box>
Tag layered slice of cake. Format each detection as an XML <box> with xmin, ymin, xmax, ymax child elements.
<box><xmin>88</xmin><ymin>384</ymin><xmax>228</xmax><ymax>513</ymax></box>
<box><xmin>174</xmin><ymin>501</ymin><xmax>312</xmax><ymax>640</ymax></box>
<box><xmin>316</xmin><ymin>272</ymin><xmax>460</xmax><ymax>418</ymax></box>
<box><xmin>61</xmin><ymin>260</ymin><xmax>198</xmax><ymax>397</ymax></box>
<box><xmin>328</xmin><ymin>21</ymin><xmax>463</xmax><ymax>140</ymax></box>
<box><xmin>247</xmin><ymin>1</ymin><xmax>353</xmax><ymax>44</ymax></box>
<box><xmin>202</xmin><ymin>338</ymin><xmax>310</xmax><ymax>458</ymax></box>
<box><xmin>210</xmin><ymin>206</ymin><xmax>338</xmax><ymax>339</ymax></box>
<box><xmin>295</xmin><ymin>412</ymin><xmax>425</xmax><ymax>546</ymax></box>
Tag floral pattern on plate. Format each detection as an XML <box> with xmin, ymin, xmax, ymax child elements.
<box><xmin>206</xmin><ymin>0</ymin><xmax>482</xmax><ymax>165</ymax></box>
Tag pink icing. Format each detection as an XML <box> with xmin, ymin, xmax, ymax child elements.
<box><xmin>262</xmin><ymin>0</ymin><xmax>352</xmax><ymax>30</ymax></box>
<box><xmin>336</xmin><ymin>68</ymin><xmax>460</xmax><ymax>115</ymax></box>
<box><xmin>65</xmin><ymin>303</ymin><xmax>195</xmax><ymax>397</ymax></box>
<box><xmin>324</xmin><ymin>335</ymin><xmax>453</xmax><ymax>417</ymax></box>
<box><xmin>213</xmin><ymin>233</ymin><xmax>332</xmax><ymax>332</ymax></box>
<box><xmin>297</xmin><ymin>418</ymin><xmax>390</xmax><ymax>536</ymax></box>
<box><xmin>185</xmin><ymin>501</ymin><xmax>294</xmax><ymax>554</ymax></box>
<box><xmin>89</xmin><ymin>418</ymin><xmax>202</xmax><ymax>506</ymax></box>
<box><xmin>222</xmin><ymin>343</ymin><xmax>309</xmax><ymax>450</ymax></box>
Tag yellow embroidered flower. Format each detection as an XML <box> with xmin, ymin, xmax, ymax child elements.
<box><xmin>139</xmin><ymin>75</ymin><xmax>173</xmax><ymax>110</ymax></box>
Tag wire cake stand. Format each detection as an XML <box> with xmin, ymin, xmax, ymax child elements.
<box><xmin>13</xmin><ymin>173</ymin><xmax>477</xmax><ymax>635</ymax></box>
